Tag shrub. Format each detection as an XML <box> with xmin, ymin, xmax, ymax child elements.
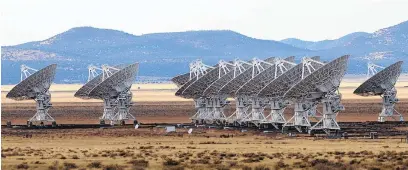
<box><xmin>254</xmin><ymin>165</ymin><xmax>270</xmax><ymax>170</ymax></box>
<box><xmin>72</xmin><ymin>155</ymin><xmax>79</xmax><ymax>159</ymax></box>
<box><xmin>274</xmin><ymin>160</ymin><xmax>287</xmax><ymax>169</ymax></box>
<box><xmin>163</xmin><ymin>159</ymin><xmax>180</xmax><ymax>166</ymax></box>
<box><xmin>63</xmin><ymin>162</ymin><xmax>78</xmax><ymax>169</ymax></box>
<box><xmin>103</xmin><ymin>164</ymin><xmax>125</xmax><ymax>170</ymax></box>
<box><xmin>88</xmin><ymin>161</ymin><xmax>102</xmax><ymax>168</ymax></box>
<box><xmin>16</xmin><ymin>163</ymin><xmax>29</xmax><ymax>169</ymax></box>
<box><xmin>128</xmin><ymin>159</ymin><xmax>149</xmax><ymax>167</ymax></box>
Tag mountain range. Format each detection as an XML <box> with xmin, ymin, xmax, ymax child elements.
<box><xmin>1</xmin><ymin>20</ymin><xmax>407</xmax><ymax>84</ymax></box>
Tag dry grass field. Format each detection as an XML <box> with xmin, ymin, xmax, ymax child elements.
<box><xmin>2</xmin><ymin>128</ymin><xmax>408</xmax><ymax>170</ymax></box>
<box><xmin>2</xmin><ymin>78</ymin><xmax>408</xmax><ymax>170</ymax></box>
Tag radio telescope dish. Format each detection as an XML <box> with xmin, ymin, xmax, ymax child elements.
<box><xmin>284</xmin><ymin>55</ymin><xmax>349</xmax><ymax>100</ymax></box>
<box><xmin>232</xmin><ymin>56</ymin><xmax>296</xmax><ymax>126</ymax></box>
<box><xmin>203</xmin><ymin>59</ymin><xmax>252</xmax><ymax>97</ymax></box>
<box><xmin>171</xmin><ymin>73</ymin><xmax>190</xmax><ymax>87</ymax></box>
<box><xmin>179</xmin><ymin>60</ymin><xmax>236</xmax><ymax>124</ymax></box>
<box><xmin>175</xmin><ymin>60</ymin><xmax>215</xmax><ymax>97</ymax></box>
<box><xmin>180</xmin><ymin>61</ymin><xmax>234</xmax><ymax>99</ymax></box>
<box><xmin>258</xmin><ymin>56</ymin><xmax>322</xmax><ymax>98</ymax></box>
<box><xmin>354</xmin><ymin>61</ymin><xmax>403</xmax><ymax>122</ymax></box>
<box><xmin>283</xmin><ymin>55</ymin><xmax>349</xmax><ymax>134</ymax></box>
<box><xmin>88</xmin><ymin>63</ymin><xmax>139</xmax><ymax>123</ymax></box>
<box><xmin>236</xmin><ymin>56</ymin><xmax>295</xmax><ymax>96</ymax></box>
<box><xmin>257</xmin><ymin>56</ymin><xmax>322</xmax><ymax>129</ymax></box>
<box><xmin>6</xmin><ymin>64</ymin><xmax>57</xmax><ymax>124</ymax></box>
<box><xmin>218</xmin><ymin>57</ymin><xmax>276</xmax><ymax>97</ymax></box>
<box><xmin>217</xmin><ymin>57</ymin><xmax>275</xmax><ymax>125</ymax></box>
<box><xmin>354</xmin><ymin>61</ymin><xmax>403</xmax><ymax>96</ymax></box>
<box><xmin>75</xmin><ymin>64</ymin><xmax>126</xmax><ymax>99</ymax></box>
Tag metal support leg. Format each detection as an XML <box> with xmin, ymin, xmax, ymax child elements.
<box><xmin>100</xmin><ymin>98</ymin><xmax>117</xmax><ymax>121</ymax></box>
<box><xmin>268</xmin><ymin>100</ymin><xmax>286</xmax><ymax>129</ymax></box>
<box><xmin>114</xmin><ymin>92</ymin><xmax>136</xmax><ymax>121</ymax></box>
<box><xmin>28</xmin><ymin>93</ymin><xmax>55</xmax><ymax>123</ymax></box>
<box><xmin>227</xmin><ymin>96</ymin><xmax>249</xmax><ymax>125</ymax></box>
<box><xmin>283</xmin><ymin>102</ymin><xmax>311</xmax><ymax>133</ymax></box>
<box><xmin>310</xmin><ymin>93</ymin><xmax>343</xmax><ymax>134</ymax></box>
<box><xmin>378</xmin><ymin>89</ymin><xmax>403</xmax><ymax>122</ymax></box>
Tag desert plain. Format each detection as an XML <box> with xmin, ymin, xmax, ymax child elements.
<box><xmin>2</xmin><ymin>77</ymin><xmax>408</xmax><ymax>170</ymax></box>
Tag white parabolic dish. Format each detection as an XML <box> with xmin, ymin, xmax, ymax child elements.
<box><xmin>6</xmin><ymin>64</ymin><xmax>57</xmax><ymax>101</ymax></box>
<box><xmin>88</xmin><ymin>63</ymin><xmax>139</xmax><ymax>100</ymax></box>
<box><xmin>354</xmin><ymin>61</ymin><xmax>403</xmax><ymax>96</ymax></box>
<box><xmin>283</xmin><ymin>55</ymin><xmax>349</xmax><ymax>100</ymax></box>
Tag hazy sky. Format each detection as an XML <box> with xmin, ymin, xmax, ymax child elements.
<box><xmin>1</xmin><ymin>0</ymin><xmax>407</xmax><ymax>46</ymax></box>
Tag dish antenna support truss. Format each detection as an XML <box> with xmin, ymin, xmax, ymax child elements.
<box><xmin>193</xmin><ymin>60</ymin><xmax>234</xmax><ymax>124</ymax></box>
<box><xmin>20</xmin><ymin>65</ymin><xmax>38</xmax><ymax>82</ymax></box>
<box><xmin>367</xmin><ymin>63</ymin><xmax>402</xmax><ymax>122</ymax></box>
<box><xmin>283</xmin><ymin>57</ymin><xmax>325</xmax><ymax>132</ymax></box>
<box><xmin>99</xmin><ymin>65</ymin><xmax>136</xmax><ymax>122</ymax></box>
<box><xmin>18</xmin><ymin>64</ymin><xmax>56</xmax><ymax>123</ymax></box>
<box><xmin>88</xmin><ymin>65</ymin><xmax>102</xmax><ymax>82</ymax></box>
<box><xmin>189</xmin><ymin>59</ymin><xmax>213</xmax><ymax>80</ymax></box>
<box><xmin>225</xmin><ymin>59</ymin><xmax>253</xmax><ymax>125</ymax></box>
<box><xmin>247</xmin><ymin>58</ymin><xmax>296</xmax><ymax>127</ymax></box>
<box><xmin>231</xmin><ymin>58</ymin><xmax>274</xmax><ymax>126</ymax></box>
<box><xmin>367</xmin><ymin>62</ymin><xmax>384</xmax><ymax>79</ymax></box>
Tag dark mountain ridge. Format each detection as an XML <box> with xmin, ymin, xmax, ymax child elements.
<box><xmin>2</xmin><ymin>21</ymin><xmax>407</xmax><ymax>84</ymax></box>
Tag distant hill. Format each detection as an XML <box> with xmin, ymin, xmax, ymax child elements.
<box><xmin>281</xmin><ymin>32</ymin><xmax>371</xmax><ymax>50</ymax></box>
<box><xmin>2</xmin><ymin>21</ymin><xmax>408</xmax><ymax>84</ymax></box>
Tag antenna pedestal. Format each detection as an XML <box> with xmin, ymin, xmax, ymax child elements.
<box><xmin>248</xmin><ymin>98</ymin><xmax>266</xmax><ymax>127</ymax></box>
<box><xmin>28</xmin><ymin>93</ymin><xmax>55</xmax><ymax>123</ymax></box>
<box><xmin>284</xmin><ymin>102</ymin><xmax>312</xmax><ymax>132</ymax></box>
<box><xmin>207</xmin><ymin>96</ymin><xmax>228</xmax><ymax>124</ymax></box>
<box><xmin>378</xmin><ymin>89</ymin><xmax>403</xmax><ymax>122</ymax></box>
<box><xmin>100</xmin><ymin>98</ymin><xmax>117</xmax><ymax>122</ymax></box>
<box><xmin>191</xmin><ymin>98</ymin><xmax>206</xmax><ymax>124</ymax></box>
<box><xmin>227</xmin><ymin>96</ymin><xmax>249</xmax><ymax>125</ymax></box>
<box><xmin>114</xmin><ymin>92</ymin><xmax>136</xmax><ymax>121</ymax></box>
<box><xmin>268</xmin><ymin>100</ymin><xmax>286</xmax><ymax>129</ymax></box>
<box><xmin>310</xmin><ymin>93</ymin><xmax>343</xmax><ymax>134</ymax></box>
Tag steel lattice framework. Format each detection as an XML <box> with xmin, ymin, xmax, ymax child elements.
<box><xmin>257</xmin><ymin>56</ymin><xmax>323</xmax><ymax>129</ymax></box>
<box><xmin>179</xmin><ymin>60</ymin><xmax>235</xmax><ymax>124</ymax></box>
<box><xmin>7</xmin><ymin>64</ymin><xmax>57</xmax><ymax>124</ymax></box>
<box><xmin>172</xmin><ymin>60</ymin><xmax>216</xmax><ymax>124</ymax></box>
<box><xmin>217</xmin><ymin>57</ymin><xmax>275</xmax><ymax>125</ymax></box>
<box><xmin>86</xmin><ymin>63</ymin><xmax>139</xmax><ymax>123</ymax></box>
<box><xmin>75</xmin><ymin>64</ymin><xmax>126</xmax><ymax>99</ymax></box>
<box><xmin>284</xmin><ymin>55</ymin><xmax>349</xmax><ymax>134</ymax></box>
<box><xmin>235</xmin><ymin>56</ymin><xmax>296</xmax><ymax>126</ymax></box>
<box><xmin>354</xmin><ymin>61</ymin><xmax>403</xmax><ymax>122</ymax></box>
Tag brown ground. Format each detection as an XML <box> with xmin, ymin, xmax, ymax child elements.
<box><xmin>2</xmin><ymin>99</ymin><xmax>408</xmax><ymax>125</ymax></box>
<box><xmin>2</xmin><ymin>128</ymin><xmax>408</xmax><ymax>170</ymax></box>
<box><xmin>2</xmin><ymin>82</ymin><xmax>408</xmax><ymax>170</ymax></box>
